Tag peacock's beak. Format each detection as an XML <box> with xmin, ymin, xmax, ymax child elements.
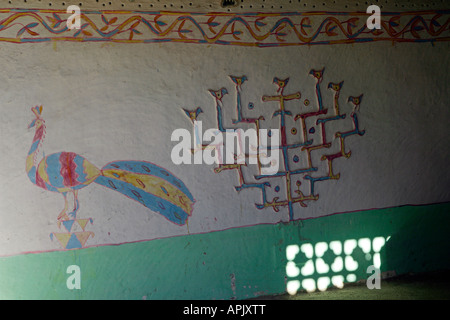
<box><xmin>28</xmin><ymin>119</ymin><xmax>36</xmax><ymax>129</ymax></box>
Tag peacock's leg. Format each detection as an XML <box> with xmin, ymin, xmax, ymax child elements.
<box><xmin>57</xmin><ymin>192</ymin><xmax>69</xmax><ymax>221</ymax></box>
<box><xmin>68</xmin><ymin>189</ymin><xmax>80</xmax><ymax>219</ymax></box>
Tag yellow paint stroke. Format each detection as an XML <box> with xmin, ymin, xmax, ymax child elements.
<box><xmin>102</xmin><ymin>169</ymin><xmax>194</xmax><ymax>214</ymax></box>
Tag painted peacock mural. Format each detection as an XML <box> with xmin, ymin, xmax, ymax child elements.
<box><xmin>26</xmin><ymin>106</ymin><xmax>195</xmax><ymax>249</ymax></box>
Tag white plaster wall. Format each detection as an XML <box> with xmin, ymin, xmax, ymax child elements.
<box><xmin>0</xmin><ymin>0</ymin><xmax>449</xmax><ymax>255</ymax></box>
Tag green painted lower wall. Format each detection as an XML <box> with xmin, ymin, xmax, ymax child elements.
<box><xmin>1</xmin><ymin>202</ymin><xmax>449</xmax><ymax>299</ymax></box>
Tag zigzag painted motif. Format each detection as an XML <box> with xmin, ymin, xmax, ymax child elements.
<box><xmin>0</xmin><ymin>9</ymin><xmax>448</xmax><ymax>45</ymax></box>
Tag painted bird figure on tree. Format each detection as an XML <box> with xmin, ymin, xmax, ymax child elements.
<box><xmin>26</xmin><ymin>106</ymin><xmax>195</xmax><ymax>226</ymax></box>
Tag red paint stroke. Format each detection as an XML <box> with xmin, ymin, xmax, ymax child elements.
<box><xmin>35</xmin><ymin>170</ymin><xmax>47</xmax><ymax>189</ymax></box>
<box><xmin>59</xmin><ymin>152</ymin><xmax>79</xmax><ymax>187</ymax></box>
<box><xmin>136</xmin><ymin>178</ymin><xmax>146</xmax><ymax>188</ymax></box>
<box><xmin>32</xmin><ymin>124</ymin><xmax>45</xmax><ymax>143</ymax></box>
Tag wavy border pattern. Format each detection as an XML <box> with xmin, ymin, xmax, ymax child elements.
<box><xmin>0</xmin><ymin>9</ymin><xmax>449</xmax><ymax>46</ymax></box>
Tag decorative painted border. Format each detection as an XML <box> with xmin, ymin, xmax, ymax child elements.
<box><xmin>0</xmin><ymin>8</ymin><xmax>448</xmax><ymax>45</ymax></box>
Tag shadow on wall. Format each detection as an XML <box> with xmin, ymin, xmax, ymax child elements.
<box><xmin>383</xmin><ymin>209</ymin><xmax>450</xmax><ymax>276</ymax></box>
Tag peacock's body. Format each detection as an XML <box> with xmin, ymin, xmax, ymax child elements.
<box><xmin>26</xmin><ymin>106</ymin><xmax>195</xmax><ymax>237</ymax></box>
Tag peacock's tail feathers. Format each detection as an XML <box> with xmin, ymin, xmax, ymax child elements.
<box><xmin>95</xmin><ymin>161</ymin><xmax>195</xmax><ymax>226</ymax></box>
